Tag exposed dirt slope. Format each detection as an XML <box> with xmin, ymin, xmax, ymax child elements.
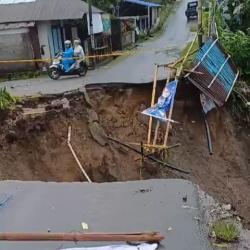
<box><xmin>0</xmin><ymin>84</ymin><xmax>249</xmax><ymax>226</ymax></box>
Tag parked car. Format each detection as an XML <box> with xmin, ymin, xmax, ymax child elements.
<box><xmin>185</xmin><ymin>1</ymin><xmax>198</xmax><ymax>21</ymax></box>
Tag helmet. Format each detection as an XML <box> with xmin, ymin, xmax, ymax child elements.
<box><xmin>74</xmin><ymin>39</ymin><xmax>81</xmax><ymax>46</ymax></box>
<box><xmin>64</xmin><ymin>40</ymin><xmax>72</xmax><ymax>48</ymax></box>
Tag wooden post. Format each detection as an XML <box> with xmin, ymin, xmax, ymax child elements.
<box><xmin>164</xmin><ymin>34</ymin><xmax>198</xmax><ymax>147</ymax></box>
<box><xmin>147</xmin><ymin>64</ymin><xmax>158</xmax><ymax>145</ymax></box>
<box><xmin>163</xmin><ymin>74</ymin><xmax>171</xmax><ymax>147</ymax></box>
<box><xmin>198</xmin><ymin>0</ymin><xmax>203</xmax><ymax>47</ymax></box>
<box><xmin>0</xmin><ymin>232</ymin><xmax>164</xmax><ymax>243</ymax></box>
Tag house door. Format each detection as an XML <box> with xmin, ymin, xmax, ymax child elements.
<box><xmin>51</xmin><ymin>26</ymin><xmax>63</xmax><ymax>56</ymax></box>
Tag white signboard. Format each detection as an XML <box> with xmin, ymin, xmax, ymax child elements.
<box><xmin>87</xmin><ymin>13</ymin><xmax>104</xmax><ymax>35</ymax></box>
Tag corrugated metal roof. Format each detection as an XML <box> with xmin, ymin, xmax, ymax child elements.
<box><xmin>187</xmin><ymin>39</ymin><xmax>238</xmax><ymax>107</ymax></box>
<box><xmin>124</xmin><ymin>0</ymin><xmax>161</xmax><ymax>8</ymax></box>
<box><xmin>0</xmin><ymin>0</ymin><xmax>103</xmax><ymax>24</ymax></box>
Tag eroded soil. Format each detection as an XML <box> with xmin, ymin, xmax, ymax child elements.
<box><xmin>0</xmin><ymin>83</ymin><xmax>249</xmax><ymax>227</ymax></box>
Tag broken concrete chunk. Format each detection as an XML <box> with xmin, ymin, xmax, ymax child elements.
<box><xmin>222</xmin><ymin>204</ymin><xmax>232</xmax><ymax>211</ymax></box>
<box><xmin>88</xmin><ymin>121</ymin><xmax>107</xmax><ymax>146</ymax></box>
<box><xmin>48</xmin><ymin>98</ymin><xmax>70</xmax><ymax>111</ymax></box>
<box><xmin>79</xmin><ymin>86</ymin><xmax>92</xmax><ymax>107</ymax></box>
<box><xmin>87</xmin><ymin>109</ymin><xmax>99</xmax><ymax>123</ymax></box>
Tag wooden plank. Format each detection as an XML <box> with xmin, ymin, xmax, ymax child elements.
<box><xmin>0</xmin><ymin>232</ymin><xmax>164</xmax><ymax>242</ymax></box>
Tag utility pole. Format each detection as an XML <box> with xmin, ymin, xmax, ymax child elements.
<box><xmin>198</xmin><ymin>0</ymin><xmax>203</xmax><ymax>48</ymax></box>
<box><xmin>88</xmin><ymin>0</ymin><xmax>95</xmax><ymax>49</ymax></box>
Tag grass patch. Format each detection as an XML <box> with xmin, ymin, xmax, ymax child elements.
<box><xmin>0</xmin><ymin>87</ymin><xmax>16</xmax><ymax>110</ymax></box>
<box><xmin>153</xmin><ymin>1</ymin><xmax>179</xmax><ymax>37</ymax></box>
<box><xmin>212</xmin><ymin>221</ymin><xmax>240</xmax><ymax>243</ymax></box>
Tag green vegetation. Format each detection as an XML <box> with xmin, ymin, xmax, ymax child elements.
<box><xmin>223</xmin><ymin>0</ymin><xmax>250</xmax><ymax>34</ymax></box>
<box><xmin>212</xmin><ymin>221</ymin><xmax>240</xmax><ymax>242</ymax></box>
<box><xmin>0</xmin><ymin>87</ymin><xmax>16</xmax><ymax>110</ymax></box>
<box><xmin>220</xmin><ymin>30</ymin><xmax>250</xmax><ymax>77</ymax></box>
<box><xmin>179</xmin><ymin>40</ymin><xmax>199</xmax><ymax>69</ymax></box>
<box><xmin>212</xmin><ymin>0</ymin><xmax>250</xmax><ymax>78</ymax></box>
<box><xmin>154</xmin><ymin>3</ymin><xmax>174</xmax><ymax>34</ymax></box>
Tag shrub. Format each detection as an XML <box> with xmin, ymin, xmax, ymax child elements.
<box><xmin>212</xmin><ymin>221</ymin><xmax>240</xmax><ymax>242</ymax></box>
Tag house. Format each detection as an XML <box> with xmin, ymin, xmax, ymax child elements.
<box><xmin>111</xmin><ymin>17</ymin><xmax>136</xmax><ymax>51</ymax></box>
<box><xmin>119</xmin><ymin>0</ymin><xmax>162</xmax><ymax>33</ymax></box>
<box><xmin>0</xmin><ymin>0</ymin><xmax>109</xmax><ymax>73</ymax></box>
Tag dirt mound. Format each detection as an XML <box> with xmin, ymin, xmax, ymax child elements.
<box><xmin>0</xmin><ymin>84</ymin><xmax>249</xmax><ymax>226</ymax></box>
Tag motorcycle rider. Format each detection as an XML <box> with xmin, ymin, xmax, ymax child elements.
<box><xmin>63</xmin><ymin>40</ymin><xmax>75</xmax><ymax>72</ymax></box>
<box><xmin>73</xmin><ymin>39</ymin><xmax>85</xmax><ymax>69</ymax></box>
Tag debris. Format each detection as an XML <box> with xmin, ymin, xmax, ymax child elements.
<box><xmin>45</xmin><ymin>98</ymin><xmax>70</xmax><ymax>111</ymax></box>
<box><xmin>135</xmin><ymin>188</ymin><xmax>152</xmax><ymax>194</ymax></box>
<box><xmin>194</xmin><ymin>216</ymin><xmax>200</xmax><ymax>222</ymax></box>
<box><xmin>81</xmin><ymin>222</ymin><xmax>89</xmax><ymax>230</ymax></box>
<box><xmin>210</xmin><ymin>231</ymin><xmax>216</xmax><ymax>238</ymax></box>
<box><xmin>167</xmin><ymin>227</ymin><xmax>173</xmax><ymax>231</ymax></box>
<box><xmin>182</xmin><ymin>205</ymin><xmax>198</xmax><ymax>210</ymax></box>
<box><xmin>212</xmin><ymin>243</ymin><xmax>229</xmax><ymax>248</ymax></box>
<box><xmin>182</xmin><ymin>195</ymin><xmax>187</xmax><ymax>203</ymax></box>
<box><xmin>236</xmin><ymin>216</ymin><xmax>241</xmax><ymax>222</ymax></box>
<box><xmin>88</xmin><ymin>122</ymin><xmax>108</xmax><ymax>146</ymax></box>
<box><xmin>222</xmin><ymin>204</ymin><xmax>232</xmax><ymax>211</ymax></box>
<box><xmin>62</xmin><ymin>243</ymin><xmax>159</xmax><ymax>250</ymax></box>
<box><xmin>108</xmin><ymin>137</ymin><xmax>190</xmax><ymax>174</ymax></box>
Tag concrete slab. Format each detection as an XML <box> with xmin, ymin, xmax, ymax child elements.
<box><xmin>0</xmin><ymin>180</ymin><xmax>212</xmax><ymax>250</ymax></box>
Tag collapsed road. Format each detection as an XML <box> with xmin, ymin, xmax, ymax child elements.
<box><xmin>0</xmin><ymin>0</ymin><xmax>249</xmax><ymax>248</ymax></box>
<box><xmin>0</xmin><ymin>83</ymin><xmax>249</xmax><ymax>232</ymax></box>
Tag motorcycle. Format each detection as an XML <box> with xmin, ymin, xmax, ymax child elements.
<box><xmin>48</xmin><ymin>53</ymin><xmax>88</xmax><ymax>80</ymax></box>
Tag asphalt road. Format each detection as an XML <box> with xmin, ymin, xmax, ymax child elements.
<box><xmin>2</xmin><ymin>0</ymin><xmax>195</xmax><ymax>97</ymax></box>
<box><xmin>0</xmin><ymin>180</ymin><xmax>212</xmax><ymax>250</ymax></box>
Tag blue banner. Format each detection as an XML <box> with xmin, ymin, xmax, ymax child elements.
<box><xmin>142</xmin><ymin>80</ymin><xmax>178</xmax><ymax>121</ymax></box>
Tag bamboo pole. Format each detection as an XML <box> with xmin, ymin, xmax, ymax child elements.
<box><xmin>147</xmin><ymin>64</ymin><xmax>159</xmax><ymax>145</ymax></box>
<box><xmin>67</xmin><ymin>126</ymin><xmax>92</xmax><ymax>183</ymax></box>
<box><xmin>0</xmin><ymin>232</ymin><xmax>164</xmax><ymax>242</ymax></box>
<box><xmin>152</xmin><ymin>120</ymin><xmax>160</xmax><ymax>153</ymax></box>
<box><xmin>164</xmin><ymin>34</ymin><xmax>198</xmax><ymax>147</ymax></box>
<box><xmin>163</xmin><ymin>73</ymin><xmax>171</xmax><ymax>147</ymax></box>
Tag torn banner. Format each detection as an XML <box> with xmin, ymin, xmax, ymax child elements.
<box><xmin>63</xmin><ymin>243</ymin><xmax>158</xmax><ymax>250</ymax></box>
<box><xmin>142</xmin><ymin>80</ymin><xmax>178</xmax><ymax>122</ymax></box>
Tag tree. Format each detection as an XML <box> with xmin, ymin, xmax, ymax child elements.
<box><xmin>223</xmin><ymin>0</ymin><xmax>250</xmax><ymax>32</ymax></box>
